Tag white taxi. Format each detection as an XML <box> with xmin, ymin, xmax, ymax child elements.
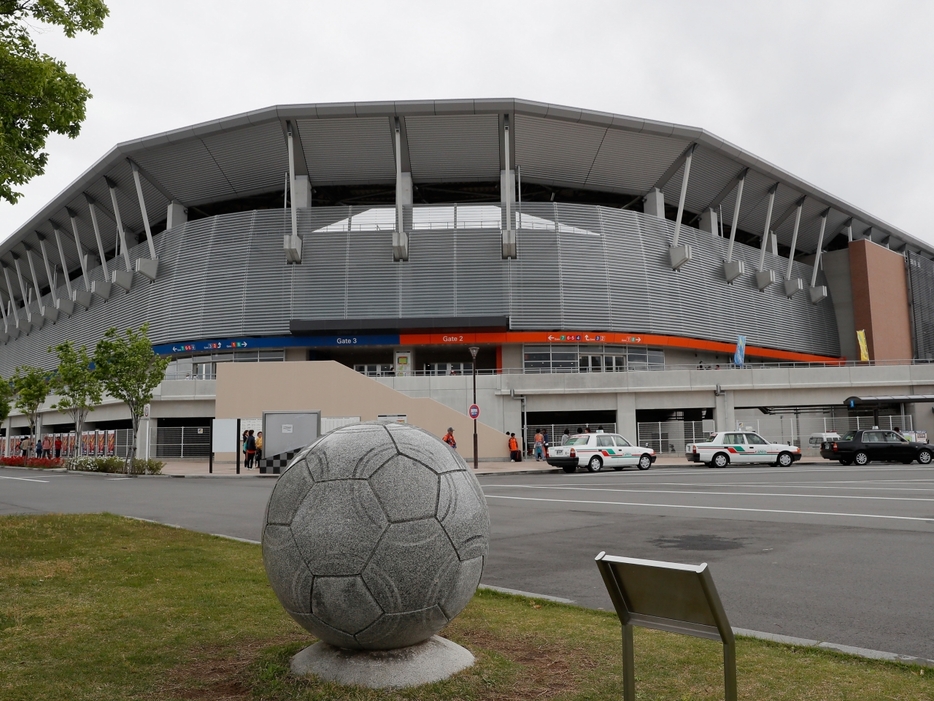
<box><xmin>547</xmin><ymin>433</ymin><xmax>657</xmax><ymax>473</ymax></box>
<box><xmin>686</xmin><ymin>431</ymin><xmax>802</xmax><ymax>468</ymax></box>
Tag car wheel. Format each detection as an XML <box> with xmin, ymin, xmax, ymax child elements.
<box><xmin>587</xmin><ymin>455</ymin><xmax>603</xmax><ymax>472</ymax></box>
<box><xmin>776</xmin><ymin>452</ymin><xmax>794</xmax><ymax>467</ymax></box>
<box><xmin>839</xmin><ymin>459</ymin><xmax>852</xmax><ymax>466</ymax></box>
<box><xmin>713</xmin><ymin>452</ymin><xmax>729</xmax><ymax>468</ymax></box>
<box><xmin>637</xmin><ymin>454</ymin><xmax>652</xmax><ymax>470</ymax></box>
<box><xmin>562</xmin><ymin>465</ymin><xmax>577</xmax><ymax>474</ymax></box>
<box><xmin>854</xmin><ymin>451</ymin><xmax>870</xmax><ymax>466</ymax></box>
<box><xmin>918</xmin><ymin>449</ymin><xmax>932</xmax><ymax>465</ymax></box>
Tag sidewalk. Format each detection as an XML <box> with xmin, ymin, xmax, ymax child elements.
<box><xmin>158</xmin><ymin>454</ymin><xmax>825</xmax><ymax>477</ymax></box>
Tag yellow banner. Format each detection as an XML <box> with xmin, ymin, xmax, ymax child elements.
<box><xmin>856</xmin><ymin>330</ymin><xmax>869</xmax><ymax>362</ymax></box>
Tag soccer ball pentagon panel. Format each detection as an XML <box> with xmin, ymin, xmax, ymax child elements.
<box><xmin>262</xmin><ymin>422</ymin><xmax>490</xmax><ymax>650</ymax></box>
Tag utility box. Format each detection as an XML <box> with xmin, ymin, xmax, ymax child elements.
<box><xmin>262</xmin><ymin>411</ymin><xmax>321</xmax><ymax>460</ymax></box>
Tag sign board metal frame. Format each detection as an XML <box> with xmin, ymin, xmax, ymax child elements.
<box><xmin>595</xmin><ymin>552</ymin><xmax>736</xmax><ymax>701</ymax></box>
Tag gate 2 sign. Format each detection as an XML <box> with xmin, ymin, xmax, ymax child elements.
<box><xmin>468</xmin><ymin>404</ymin><xmax>481</xmax><ymax>420</ymax></box>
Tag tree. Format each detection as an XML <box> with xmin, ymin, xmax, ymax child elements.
<box><xmin>49</xmin><ymin>340</ymin><xmax>101</xmax><ymax>458</ymax></box>
<box><xmin>0</xmin><ymin>375</ymin><xmax>11</xmax><ymax>425</ymax></box>
<box><xmin>0</xmin><ymin>0</ymin><xmax>109</xmax><ymax>204</ymax></box>
<box><xmin>93</xmin><ymin>324</ymin><xmax>168</xmax><ymax>470</ymax></box>
<box><xmin>12</xmin><ymin>365</ymin><xmax>49</xmax><ymax>441</ymax></box>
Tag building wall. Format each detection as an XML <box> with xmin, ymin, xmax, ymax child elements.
<box><xmin>822</xmin><ymin>248</ymin><xmax>857</xmax><ymax>360</ymax></box>
<box><xmin>849</xmin><ymin>240</ymin><xmax>912</xmax><ymax>361</ymax></box>
<box><xmin>0</xmin><ymin>203</ymin><xmax>840</xmax><ymax>377</ymax></box>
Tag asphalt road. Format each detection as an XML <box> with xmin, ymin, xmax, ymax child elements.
<box><xmin>2</xmin><ymin>463</ymin><xmax>933</xmax><ymax>661</ymax></box>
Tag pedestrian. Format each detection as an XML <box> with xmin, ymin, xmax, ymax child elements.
<box><xmin>54</xmin><ymin>436</ymin><xmax>62</xmax><ymax>458</ymax></box>
<box><xmin>597</xmin><ymin>426</ymin><xmax>605</xmax><ymax>433</ymax></box>
<box><xmin>534</xmin><ymin>429</ymin><xmax>545</xmax><ymax>461</ymax></box>
<box><xmin>245</xmin><ymin>430</ymin><xmax>256</xmax><ymax>469</ymax></box>
<box><xmin>242</xmin><ymin>430</ymin><xmax>248</xmax><ymax>465</ymax></box>
<box><xmin>562</xmin><ymin>428</ymin><xmax>571</xmax><ymax>445</ymax></box>
<box><xmin>20</xmin><ymin>437</ymin><xmax>30</xmax><ymax>458</ymax></box>
<box><xmin>42</xmin><ymin>435</ymin><xmax>52</xmax><ymax>458</ymax></box>
<box><xmin>576</xmin><ymin>427</ymin><xmax>583</xmax><ymax>435</ymax></box>
<box><xmin>255</xmin><ymin>431</ymin><xmax>263</xmax><ymax>464</ymax></box>
<box><xmin>508</xmin><ymin>432</ymin><xmax>521</xmax><ymax>462</ymax></box>
<box><xmin>443</xmin><ymin>427</ymin><xmax>457</xmax><ymax>450</ymax></box>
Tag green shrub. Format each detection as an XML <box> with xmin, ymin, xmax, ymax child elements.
<box><xmin>68</xmin><ymin>456</ymin><xmax>164</xmax><ymax>475</ymax></box>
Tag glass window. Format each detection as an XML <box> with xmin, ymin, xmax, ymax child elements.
<box><xmin>863</xmin><ymin>432</ymin><xmax>882</xmax><ymax>443</ymax></box>
<box><xmin>745</xmin><ymin>433</ymin><xmax>767</xmax><ymax>445</ymax></box>
<box><xmin>724</xmin><ymin>433</ymin><xmax>743</xmax><ymax>444</ymax></box>
<box><xmin>566</xmin><ymin>436</ymin><xmax>591</xmax><ymax>446</ymax></box>
<box><xmin>613</xmin><ymin>435</ymin><xmax>631</xmax><ymax>447</ymax></box>
<box><xmin>883</xmin><ymin>431</ymin><xmax>905</xmax><ymax>443</ymax></box>
<box><xmin>597</xmin><ymin>435</ymin><xmax>614</xmax><ymax>447</ymax></box>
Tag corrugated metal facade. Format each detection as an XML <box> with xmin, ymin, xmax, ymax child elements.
<box><xmin>0</xmin><ymin>203</ymin><xmax>839</xmax><ymax>375</ymax></box>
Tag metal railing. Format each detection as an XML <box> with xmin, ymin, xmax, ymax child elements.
<box><xmin>152</xmin><ymin>426</ymin><xmax>212</xmax><ymax>458</ymax></box>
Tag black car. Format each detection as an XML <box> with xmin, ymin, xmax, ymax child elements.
<box><xmin>820</xmin><ymin>429</ymin><xmax>933</xmax><ymax>466</ymax></box>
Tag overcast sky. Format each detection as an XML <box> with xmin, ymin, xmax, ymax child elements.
<box><xmin>1</xmin><ymin>0</ymin><xmax>931</xmax><ymax>245</ymax></box>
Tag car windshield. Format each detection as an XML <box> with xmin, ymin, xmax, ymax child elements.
<box><xmin>565</xmin><ymin>436</ymin><xmax>590</xmax><ymax>446</ymax></box>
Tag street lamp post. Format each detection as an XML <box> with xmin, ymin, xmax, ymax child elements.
<box><xmin>469</xmin><ymin>346</ymin><xmax>479</xmax><ymax>470</ymax></box>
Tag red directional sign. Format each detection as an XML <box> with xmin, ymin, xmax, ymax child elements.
<box><xmin>468</xmin><ymin>404</ymin><xmax>480</xmax><ymax>420</ymax></box>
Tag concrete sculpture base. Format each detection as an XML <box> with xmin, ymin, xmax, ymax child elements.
<box><xmin>291</xmin><ymin>635</ymin><xmax>475</xmax><ymax>689</ymax></box>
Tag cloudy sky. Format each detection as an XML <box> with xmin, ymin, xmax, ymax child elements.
<box><xmin>1</xmin><ymin>0</ymin><xmax>931</xmax><ymax>245</ymax></box>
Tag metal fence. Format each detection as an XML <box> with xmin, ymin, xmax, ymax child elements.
<box><xmin>153</xmin><ymin>426</ymin><xmax>212</xmax><ymax>458</ymax></box>
<box><xmin>636</xmin><ymin>421</ymin><xmax>716</xmax><ymax>455</ymax></box>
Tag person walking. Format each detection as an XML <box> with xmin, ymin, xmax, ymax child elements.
<box><xmin>443</xmin><ymin>427</ymin><xmax>457</xmax><ymax>450</ymax></box>
<box><xmin>42</xmin><ymin>435</ymin><xmax>52</xmax><ymax>459</ymax></box>
<box><xmin>245</xmin><ymin>430</ymin><xmax>257</xmax><ymax>469</ymax></box>
<box><xmin>255</xmin><ymin>431</ymin><xmax>264</xmax><ymax>464</ymax></box>
<box><xmin>534</xmin><ymin>429</ymin><xmax>545</xmax><ymax>461</ymax></box>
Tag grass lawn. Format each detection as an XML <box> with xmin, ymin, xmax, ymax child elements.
<box><xmin>0</xmin><ymin>514</ymin><xmax>930</xmax><ymax>700</ymax></box>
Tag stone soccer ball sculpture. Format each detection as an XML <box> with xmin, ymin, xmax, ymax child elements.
<box><xmin>262</xmin><ymin>422</ymin><xmax>490</xmax><ymax>651</ymax></box>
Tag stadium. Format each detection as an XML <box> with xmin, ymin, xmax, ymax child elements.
<box><xmin>3</xmin><ymin>98</ymin><xmax>934</xmax><ymax>463</ymax></box>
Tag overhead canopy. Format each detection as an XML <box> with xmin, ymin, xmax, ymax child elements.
<box><xmin>2</xmin><ymin>98</ymin><xmax>930</xmax><ymax>303</ymax></box>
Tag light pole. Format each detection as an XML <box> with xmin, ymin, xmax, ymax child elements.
<box><xmin>469</xmin><ymin>346</ymin><xmax>479</xmax><ymax>470</ymax></box>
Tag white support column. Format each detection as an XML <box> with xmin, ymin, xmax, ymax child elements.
<box><xmin>643</xmin><ymin>188</ymin><xmax>665</xmax><ymax>219</ymax></box>
<box><xmin>501</xmin><ymin>118</ymin><xmax>516</xmax><ymax>259</ymax></box>
<box><xmin>13</xmin><ymin>257</ymin><xmax>36</xmax><ymax>330</ymax></box>
<box><xmin>668</xmin><ymin>144</ymin><xmax>694</xmax><ymax>271</ymax></box>
<box><xmin>392</xmin><ymin>118</ymin><xmax>410</xmax><ymax>261</ymax></box>
<box><xmin>26</xmin><ymin>248</ymin><xmax>56</xmax><ymax>322</ymax></box>
<box><xmin>2</xmin><ymin>266</ymin><xmax>22</xmax><ymax>333</ymax></box>
<box><xmin>723</xmin><ymin>173</ymin><xmax>746</xmax><ymax>282</ymax></box>
<box><xmin>699</xmin><ymin>208</ymin><xmax>718</xmax><ymax>237</ymax></box>
<box><xmin>130</xmin><ymin>163</ymin><xmax>159</xmax><ymax>281</ymax></box>
<box><xmin>847</xmin><ymin>223</ymin><xmax>853</xmax><ymax>243</ymax></box>
<box><xmin>52</xmin><ymin>228</ymin><xmax>74</xmax><ymax>301</ymax></box>
<box><xmin>293</xmin><ymin>175</ymin><xmax>312</xmax><ymax>208</ymax></box>
<box><xmin>809</xmin><ymin>211</ymin><xmax>829</xmax><ymax>304</ymax></box>
<box><xmin>755</xmin><ymin>184</ymin><xmax>779</xmax><ymax>290</ymax></box>
<box><xmin>107</xmin><ymin>182</ymin><xmax>134</xmax><ymax>291</ymax></box>
<box><xmin>40</xmin><ymin>238</ymin><xmax>73</xmax><ymax>316</ymax></box>
<box><xmin>86</xmin><ymin>199</ymin><xmax>113</xmax><ymax>300</ymax></box>
<box><xmin>68</xmin><ymin>211</ymin><xmax>93</xmax><ymax>308</ymax></box>
<box><xmin>783</xmin><ymin>200</ymin><xmax>805</xmax><ymax>297</ymax></box>
<box><xmin>0</xmin><ymin>288</ymin><xmax>9</xmax><ymax>342</ymax></box>
<box><xmin>283</xmin><ymin>123</ymin><xmax>302</xmax><ymax>263</ymax></box>
<box><xmin>166</xmin><ymin>201</ymin><xmax>187</xmax><ymax>230</ymax></box>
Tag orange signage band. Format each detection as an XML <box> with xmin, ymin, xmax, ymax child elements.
<box><xmin>396</xmin><ymin>331</ymin><xmax>843</xmax><ymax>365</ymax></box>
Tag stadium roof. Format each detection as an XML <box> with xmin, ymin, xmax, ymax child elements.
<box><xmin>2</xmin><ymin>98</ymin><xmax>930</xmax><ymax>297</ymax></box>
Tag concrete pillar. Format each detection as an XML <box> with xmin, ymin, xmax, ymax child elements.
<box><xmin>166</xmin><ymin>201</ymin><xmax>187</xmax><ymax>231</ymax></box>
<box><xmin>714</xmin><ymin>391</ymin><xmax>735</xmax><ymax>432</ymax></box>
<box><xmin>615</xmin><ymin>393</ymin><xmax>637</xmax><ymax>441</ymax></box>
<box><xmin>293</xmin><ymin>175</ymin><xmax>312</xmax><ymax>208</ymax></box>
<box><xmin>700</xmin><ymin>208</ymin><xmax>718</xmax><ymax>236</ymax></box>
<box><xmin>643</xmin><ymin>188</ymin><xmax>665</xmax><ymax>219</ymax></box>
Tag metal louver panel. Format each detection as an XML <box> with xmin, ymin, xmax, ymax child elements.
<box><xmin>405</xmin><ymin>115</ymin><xmax>500</xmax><ymax>182</ymax></box>
<box><xmin>0</xmin><ymin>202</ymin><xmax>840</xmax><ymax>377</ymax></box>
<box><xmin>297</xmin><ymin>118</ymin><xmax>395</xmax><ymax>185</ymax></box>
<box><xmin>514</xmin><ymin>115</ymin><xmax>607</xmax><ymax>186</ymax></box>
<box><xmin>586</xmin><ymin>129</ymin><xmax>691</xmax><ymax>194</ymax></box>
<box><xmin>203</xmin><ymin>122</ymin><xmax>288</xmax><ymax>194</ymax></box>
<box><xmin>132</xmin><ymin>140</ymin><xmax>235</xmax><ymax>204</ymax></box>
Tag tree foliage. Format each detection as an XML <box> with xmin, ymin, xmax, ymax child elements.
<box><xmin>12</xmin><ymin>365</ymin><xmax>49</xmax><ymax>437</ymax></box>
<box><xmin>49</xmin><ymin>340</ymin><xmax>101</xmax><ymax>456</ymax></box>
<box><xmin>0</xmin><ymin>375</ymin><xmax>11</xmax><ymax>425</ymax></box>
<box><xmin>93</xmin><ymin>324</ymin><xmax>168</xmax><ymax>466</ymax></box>
<box><xmin>0</xmin><ymin>0</ymin><xmax>109</xmax><ymax>204</ymax></box>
